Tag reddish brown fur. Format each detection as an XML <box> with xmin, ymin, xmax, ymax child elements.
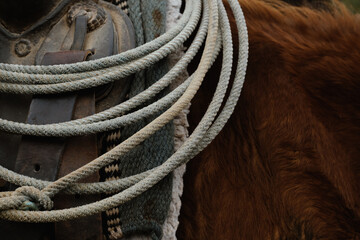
<box><xmin>178</xmin><ymin>1</ymin><xmax>360</xmax><ymax>239</ymax></box>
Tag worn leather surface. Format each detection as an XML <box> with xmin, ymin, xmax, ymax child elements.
<box><xmin>6</xmin><ymin>50</ymin><xmax>101</xmax><ymax>240</ymax></box>
<box><xmin>0</xmin><ymin>1</ymin><xmax>135</xmax><ymax>239</ymax></box>
<box><xmin>54</xmin><ymin>90</ymin><xmax>101</xmax><ymax>240</ymax></box>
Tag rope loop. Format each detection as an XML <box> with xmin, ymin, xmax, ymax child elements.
<box><xmin>0</xmin><ymin>0</ymin><xmax>249</xmax><ymax>222</ymax></box>
<box><xmin>14</xmin><ymin>186</ymin><xmax>53</xmax><ymax>211</ymax></box>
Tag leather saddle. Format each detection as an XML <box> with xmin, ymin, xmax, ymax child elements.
<box><xmin>0</xmin><ymin>0</ymin><xmax>135</xmax><ymax>239</ymax></box>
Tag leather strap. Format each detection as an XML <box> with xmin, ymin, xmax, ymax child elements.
<box><xmin>14</xmin><ymin>50</ymin><xmax>93</xmax><ymax>183</ymax></box>
<box><xmin>53</xmin><ymin>90</ymin><xmax>102</xmax><ymax>240</ymax></box>
<box><xmin>12</xmin><ymin>50</ymin><xmax>102</xmax><ymax>240</ymax></box>
<box><xmin>2</xmin><ymin>50</ymin><xmax>99</xmax><ymax>240</ymax></box>
<box><xmin>0</xmin><ymin>2</ymin><xmax>135</xmax><ymax>238</ymax></box>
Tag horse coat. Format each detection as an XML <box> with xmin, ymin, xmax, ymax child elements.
<box><xmin>178</xmin><ymin>0</ymin><xmax>360</xmax><ymax>239</ymax></box>
<box><xmin>0</xmin><ymin>0</ymin><xmax>358</xmax><ymax>239</ymax></box>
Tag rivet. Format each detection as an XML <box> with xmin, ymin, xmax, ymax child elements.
<box><xmin>15</xmin><ymin>39</ymin><xmax>31</xmax><ymax>57</ymax></box>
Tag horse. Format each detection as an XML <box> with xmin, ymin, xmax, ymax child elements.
<box><xmin>178</xmin><ymin>0</ymin><xmax>360</xmax><ymax>239</ymax></box>
<box><xmin>0</xmin><ymin>0</ymin><xmax>359</xmax><ymax>239</ymax></box>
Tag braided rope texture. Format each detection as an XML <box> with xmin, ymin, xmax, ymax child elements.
<box><xmin>161</xmin><ymin>0</ymin><xmax>190</xmax><ymax>238</ymax></box>
<box><xmin>0</xmin><ymin>2</ymin><xmax>249</xmax><ymax>240</ymax></box>
<box><xmin>113</xmin><ymin>1</ymin><xmax>173</xmax><ymax>239</ymax></box>
<box><xmin>106</xmin><ymin>0</ymin><xmax>130</xmax><ymax>14</ymax></box>
<box><xmin>102</xmin><ymin>1</ymin><xmax>173</xmax><ymax>239</ymax></box>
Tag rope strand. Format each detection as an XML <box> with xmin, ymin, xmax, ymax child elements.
<box><xmin>0</xmin><ymin>0</ymin><xmax>248</xmax><ymax>223</ymax></box>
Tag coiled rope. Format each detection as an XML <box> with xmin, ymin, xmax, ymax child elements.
<box><xmin>0</xmin><ymin>0</ymin><xmax>248</xmax><ymax>222</ymax></box>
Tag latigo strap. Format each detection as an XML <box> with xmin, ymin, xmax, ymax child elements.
<box><xmin>0</xmin><ymin>1</ymin><xmax>135</xmax><ymax>239</ymax></box>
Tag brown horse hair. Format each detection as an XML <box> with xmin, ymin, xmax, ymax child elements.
<box><xmin>178</xmin><ymin>0</ymin><xmax>360</xmax><ymax>239</ymax></box>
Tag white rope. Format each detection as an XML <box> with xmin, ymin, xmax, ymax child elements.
<box><xmin>0</xmin><ymin>0</ymin><xmax>248</xmax><ymax>222</ymax></box>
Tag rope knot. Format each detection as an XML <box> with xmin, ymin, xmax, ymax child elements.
<box><xmin>14</xmin><ymin>186</ymin><xmax>53</xmax><ymax>211</ymax></box>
